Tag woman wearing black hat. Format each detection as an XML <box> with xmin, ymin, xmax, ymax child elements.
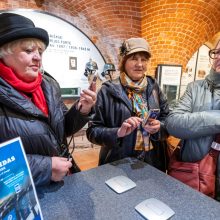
<box><xmin>87</xmin><ymin>38</ymin><xmax>169</xmax><ymax>171</ymax></box>
<box><xmin>0</xmin><ymin>13</ymin><xmax>96</xmax><ymax>186</ymax></box>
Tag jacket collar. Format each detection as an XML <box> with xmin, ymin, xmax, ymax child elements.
<box><xmin>0</xmin><ymin>77</ymin><xmax>47</xmax><ymax>118</ymax></box>
<box><xmin>104</xmin><ymin>78</ymin><xmax>132</xmax><ymax>111</ymax></box>
<box><xmin>103</xmin><ymin>76</ymin><xmax>157</xmax><ymax>111</ymax></box>
<box><xmin>205</xmin><ymin>68</ymin><xmax>220</xmax><ymax>91</ymax></box>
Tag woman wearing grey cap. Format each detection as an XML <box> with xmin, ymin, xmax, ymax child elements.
<box><xmin>0</xmin><ymin>13</ymin><xmax>96</xmax><ymax>186</ymax></box>
<box><xmin>87</xmin><ymin>37</ymin><xmax>169</xmax><ymax>171</ymax></box>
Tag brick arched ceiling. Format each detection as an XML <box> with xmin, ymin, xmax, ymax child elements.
<box><xmin>40</xmin><ymin>0</ymin><xmax>220</xmax><ymax>72</ymax></box>
<box><xmin>141</xmin><ymin>0</ymin><xmax>220</xmax><ymax>72</ymax></box>
<box><xmin>43</xmin><ymin>0</ymin><xmax>142</xmax><ymax>66</ymax></box>
<box><xmin>1</xmin><ymin>0</ymin><xmax>220</xmax><ymax>74</ymax></box>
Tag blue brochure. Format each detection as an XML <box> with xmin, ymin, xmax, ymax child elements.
<box><xmin>0</xmin><ymin>137</ymin><xmax>43</xmax><ymax>220</ymax></box>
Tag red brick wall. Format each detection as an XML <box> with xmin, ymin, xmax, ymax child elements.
<box><xmin>0</xmin><ymin>0</ymin><xmax>141</xmax><ymax>73</ymax></box>
<box><xmin>141</xmin><ymin>0</ymin><xmax>220</xmax><ymax>74</ymax></box>
<box><xmin>1</xmin><ymin>0</ymin><xmax>220</xmax><ymax>76</ymax></box>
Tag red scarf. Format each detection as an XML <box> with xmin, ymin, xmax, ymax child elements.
<box><xmin>0</xmin><ymin>61</ymin><xmax>48</xmax><ymax>116</ymax></box>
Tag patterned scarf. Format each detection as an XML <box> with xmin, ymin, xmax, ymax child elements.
<box><xmin>120</xmin><ymin>72</ymin><xmax>153</xmax><ymax>152</ymax></box>
<box><xmin>0</xmin><ymin>61</ymin><xmax>48</xmax><ymax>116</ymax></box>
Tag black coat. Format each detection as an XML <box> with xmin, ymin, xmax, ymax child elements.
<box><xmin>87</xmin><ymin>76</ymin><xmax>169</xmax><ymax>171</ymax></box>
<box><xmin>0</xmin><ymin>72</ymin><xmax>89</xmax><ymax>186</ymax></box>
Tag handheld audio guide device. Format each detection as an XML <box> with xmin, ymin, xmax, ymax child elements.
<box><xmin>142</xmin><ymin>109</ymin><xmax>160</xmax><ymax>126</ymax></box>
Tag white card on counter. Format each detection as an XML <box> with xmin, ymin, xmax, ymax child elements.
<box><xmin>105</xmin><ymin>175</ymin><xmax>136</xmax><ymax>194</ymax></box>
<box><xmin>135</xmin><ymin>198</ymin><xmax>175</xmax><ymax>220</ymax></box>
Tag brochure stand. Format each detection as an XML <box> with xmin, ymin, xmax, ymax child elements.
<box><xmin>0</xmin><ymin>137</ymin><xmax>43</xmax><ymax>220</ymax></box>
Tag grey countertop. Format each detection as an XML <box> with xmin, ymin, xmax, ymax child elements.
<box><xmin>37</xmin><ymin>157</ymin><xmax>220</xmax><ymax>220</ymax></box>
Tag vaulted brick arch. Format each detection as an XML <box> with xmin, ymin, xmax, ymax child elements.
<box><xmin>1</xmin><ymin>0</ymin><xmax>220</xmax><ymax>75</ymax></box>
<box><xmin>141</xmin><ymin>0</ymin><xmax>220</xmax><ymax>73</ymax></box>
<box><xmin>57</xmin><ymin>0</ymin><xmax>142</xmax><ymax>67</ymax></box>
<box><xmin>1</xmin><ymin>0</ymin><xmax>142</xmax><ymax>72</ymax></box>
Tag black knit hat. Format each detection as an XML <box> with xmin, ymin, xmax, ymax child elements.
<box><xmin>0</xmin><ymin>13</ymin><xmax>49</xmax><ymax>47</ymax></box>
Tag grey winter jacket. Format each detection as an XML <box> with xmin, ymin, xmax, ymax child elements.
<box><xmin>165</xmin><ymin>69</ymin><xmax>220</xmax><ymax>200</ymax></box>
<box><xmin>0</xmin><ymin>72</ymin><xmax>89</xmax><ymax>186</ymax></box>
<box><xmin>87</xmin><ymin>76</ymin><xmax>169</xmax><ymax>171</ymax></box>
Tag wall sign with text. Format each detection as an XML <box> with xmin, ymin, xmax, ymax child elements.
<box><xmin>1</xmin><ymin>9</ymin><xmax>106</xmax><ymax>94</ymax></box>
<box><xmin>157</xmin><ymin>64</ymin><xmax>182</xmax><ymax>108</ymax></box>
<box><xmin>180</xmin><ymin>44</ymin><xmax>211</xmax><ymax>97</ymax></box>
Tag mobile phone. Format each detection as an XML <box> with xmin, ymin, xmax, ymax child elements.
<box><xmin>88</xmin><ymin>74</ymin><xmax>97</xmax><ymax>90</ymax></box>
<box><xmin>142</xmin><ymin>109</ymin><xmax>160</xmax><ymax>126</ymax></box>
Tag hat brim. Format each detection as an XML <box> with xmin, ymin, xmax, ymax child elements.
<box><xmin>126</xmin><ymin>48</ymin><xmax>151</xmax><ymax>57</ymax></box>
<box><xmin>0</xmin><ymin>27</ymin><xmax>49</xmax><ymax>47</ymax></box>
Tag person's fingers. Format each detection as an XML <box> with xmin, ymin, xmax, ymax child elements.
<box><xmin>81</xmin><ymin>89</ymin><xmax>96</xmax><ymax>100</ymax></box>
<box><xmin>77</xmin><ymin>101</ymin><xmax>82</xmax><ymax>110</ymax></box>
<box><xmin>149</xmin><ymin>121</ymin><xmax>160</xmax><ymax>126</ymax></box>
<box><xmin>67</xmin><ymin>161</ymin><xmax>73</xmax><ymax>168</ymax></box>
<box><xmin>68</xmin><ymin>157</ymin><xmax>73</xmax><ymax>162</ymax></box>
<box><xmin>125</xmin><ymin>117</ymin><xmax>141</xmax><ymax>128</ymax></box>
<box><xmin>118</xmin><ymin>117</ymin><xmax>142</xmax><ymax>138</ymax></box>
<box><xmin>80</xmin><ymin>93</ymin><xmax>93</xmax><ymax>103</ymax></box>
<box><xmin>144</xmin><ymin>119</ymin><xmax>160</xmax><ymax>127</ymax></box>
<box><xmin>124</xmin><ymin>119</ymin><xmax>132</xmax><ymax>127</ymax></box>
<box><xmin>80</xmin><ymin>92</ymin><xmax>96</xmax><ymax>107</ymax></box>
<box><xmin>53</xmin><ymin>157</ymin><xmax>72</xmax><ymax>169</ymax></box>
<box><xmin>143</xmin><ymin>120</ymin><xmax>160</xmax><ymax>134</ymax></box>
<box><xmin>117</xmin><ymin>123</ymin><xmax>132</xmax><ymax>137</ymax></box>
<box><xmin>89</xmin><ymin>81</ymin><xmax>96</xmax><ymax>92</ymax></box>
<box><xmin>59</xmin><ymin>157</ymin><xmax>69</xmax><ymax>161</ymax></box>
<box><xmin>78</xmin><ymin>89</ymin><xmax>96</xmax><ymax>114</ymax></box>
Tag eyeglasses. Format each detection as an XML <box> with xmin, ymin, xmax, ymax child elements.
<box><xmin>209</xmin><ymin>49</ymin><xmax>220</xmax><ymax>59</ymax></box>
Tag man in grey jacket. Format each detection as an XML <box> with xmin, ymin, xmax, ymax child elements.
<box><xmin>165</xmin><ymin>40</ymin><xmax>220</xmax><ymax>201</ymax></box>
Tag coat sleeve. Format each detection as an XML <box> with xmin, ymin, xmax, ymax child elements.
<box><xmin>86</xmin><ymin>87</ymin><xmax>121</xmax><ymax>149</ymax></box>
<box><xmin>46</xmin><ymin>74</ymin><xmax>91</xmax><ymax>137</ymax></box>
<box><xmin>64</xmin><ymin>101</ymin><xmax>91</xmax><ymax>136</ymax></box>
<box><xmin>27</xmin><ymin>154</ymin><xmax>52</xmax><ymax>187</ymax></box>
<box><xmin>165</xmin><ymin>82</ymin><xmax>220</xmax><ymax>139</ymax></box>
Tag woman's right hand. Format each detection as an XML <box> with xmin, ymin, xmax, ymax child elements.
<box><xmin>117</xmin><ymin>116</ymin><xmax>142</xmax><ymax>138</ymax></box>
<box><xmin>51</xmin><ymin>157</ymin><xmax>73</xmax><ymax>182</ymax></box>
<box><xmin>77</xmin><ymin>82</ymin><xmax>97</xmax><ymax>115</ymax></box>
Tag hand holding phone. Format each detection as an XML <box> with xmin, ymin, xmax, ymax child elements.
<box><xmin>142</xmin><ymin>109</ymin><xmax>160</xmax><ymax>127</ymax></box>
<box><xmin>78</xmin><ymin>74</ymin><xmax>97</xmax><ymax>112</ymax></box>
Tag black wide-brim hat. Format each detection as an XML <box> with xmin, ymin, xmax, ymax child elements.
<box><xmin>0</xmin><ymin>13</ymin><xmax>49</xmax><ymax>47</ymax></box>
